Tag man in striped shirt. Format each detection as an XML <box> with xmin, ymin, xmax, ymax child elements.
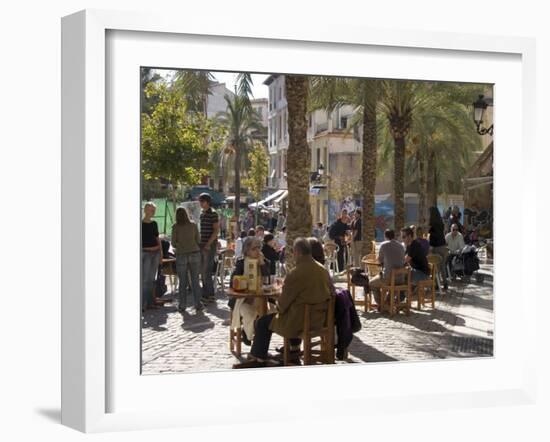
<box><xmin>199</xmin><ymin>193</ymin><xmax>219</xmax><ymax>303</ymax></box>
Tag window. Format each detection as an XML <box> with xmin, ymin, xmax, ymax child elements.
<box><xmin>340</xmin><ymin>116</ymin><xmax>348</xmax><ymax>129</ymax></box>
<box><xmin>316</xmin><ymin>148</ymin><xmax>321</xmax><ymax>168</ymax></box>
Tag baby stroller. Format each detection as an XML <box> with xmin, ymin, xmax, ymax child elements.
<box><xmin>447</xmin><ymin>245</ymin><xmax>484</xmax><ymax>283</ymax></box>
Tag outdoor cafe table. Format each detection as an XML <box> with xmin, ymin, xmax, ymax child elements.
<box><xmin>226</xmin><ymin>283</ymin><xmax>283</xmax><ymax>317</ymax></box>
<box><xmin>226</xmin><ymin>284</ymin><xmax>283</xmax><ymax>356</ymax></box>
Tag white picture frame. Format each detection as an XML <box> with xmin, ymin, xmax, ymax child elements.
<box><xmin>61</xmin><ymin>9</ymin><xmax>537</xmax><ymax>433</ymax></box>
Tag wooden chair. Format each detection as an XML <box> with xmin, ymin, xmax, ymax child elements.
<box><xmin>229</xmin><ymin>318</ymin><xmax>242</xmax><ymax>357</ymax></box>
<box><xmin>427</xmin><ymin>254</ymin><xmax>443</xmax><ymax>293</ymax></box>
<box><xmin>359</xmin><ymin>254</ymin><xmax>380</xmax><ymax>312</ymax></box>
<box><xmin>415</xmin><ymin>263</ymin><xmax>437</xmax><ymax>310</ymax></box>
<box><xmin>283</xmin><ymin>296</ymin><xmax>336</xmax><ymax>366</ymax></box>
<box><xmin>379</xmin><ymin>267</ymin><xmax>411</xmax><ymax>317</ymax></box>
<box><xmin>347</xmin><ymin>265</ymin><xmax>366</xmax><ymax>312</ymax></box>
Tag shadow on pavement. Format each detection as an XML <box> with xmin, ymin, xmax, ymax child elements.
<box><xmin>141</xmin><ymin>304</ymin><xmax>178</xmax><ymax>331</ymax></box>
<box><xmin>347</xmin><ymin>337</ymin><xmax>398</xmax><ymax>363</ymax></box>
<box><xmin>181</xmin><ymin>311</ymin><xmax>215</xmax><ymax>333</ymax></box>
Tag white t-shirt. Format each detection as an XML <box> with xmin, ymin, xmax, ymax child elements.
<box><xmin>445</xmin><ymin>232</ymin><xmax>465</xmax><ymax>253</ymax></box>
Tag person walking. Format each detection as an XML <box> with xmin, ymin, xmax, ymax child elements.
<box><xmin>171</xmin><ymin>207</ymin><xmax>203</xmax><ymax>313</ymax></box>
<box><xmin>198</xmin><ymin>193</ymin><xmax>219</xmax><ymax>303</ymax></box>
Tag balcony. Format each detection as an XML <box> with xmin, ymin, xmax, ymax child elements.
<box><xmin>315</xmin><ymin>122</ymin><xmax>328</xmax><ymax>135</ymax></box>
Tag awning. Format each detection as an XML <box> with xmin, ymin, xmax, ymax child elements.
<box><xmin>464</xmin><ymin>175</ymin><xmax>493</xmax><ymax>191</ymax></box>
<box><xmin>260</xmin><ymin>189</ymin><xmax>285</xmax><ymax>205</ymax></box>
<box><xmin>273</xmin><ymin>190</ymin><xmax>288</xmax><ymax>203</ymax></box>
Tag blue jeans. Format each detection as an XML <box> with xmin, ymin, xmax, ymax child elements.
<box><xmin>411</xmin><ymin>268</ymin><xmax>430</xmax><ymax>284</ymax></box>
<box><xmin>200</xmin><ymin>243</ymin><xmax>217</xmax><ymax>298</ymax></box>
<box><xmin>176</xmin><ymin>251</ymin><xmax>202</xmax><ymax>308</ymax></box>
<box><xmin>141</xmin><ymin>250</ymin><xmax>160</xmax><ymax>308</ymax></box>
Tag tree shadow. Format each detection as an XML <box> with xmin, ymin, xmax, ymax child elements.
<box><xmin>458</xmin><ymin>293</ymin><xmax>494</xmax><ymax>311</ymax></box>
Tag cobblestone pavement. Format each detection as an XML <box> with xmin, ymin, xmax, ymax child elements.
<box><xmin>141</xmin><ymin>268</ymin><xmax>493</xmax><ymax>374</ymax></box>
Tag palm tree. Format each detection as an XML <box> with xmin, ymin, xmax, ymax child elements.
<box><xmin>285</xmin><ymin>74</ymin><xmax>312</xmax><ymax>266</ymax></box>
<box><xmin>309</xmin><ymin>77</ymin><xmax>379</xmax><ymax>256</ymax></box>
<box><xmin>378</xmin><ymin>81</ymin><xmax>485</xmax><ymax>227</ymax></box>
<box><xmin>173</xmin><ymin>70</ymin><xmax>215</xmax><ymax>115</ymax></box>
<box><xmin>216</xmin><ymin>93</ymin><xmax>263</xmax><ymax>227</ymax></box>
<box><xmin>379</xmin><ymin>80</ymin><xmax>417</xmax><ymax>231</ymax></box>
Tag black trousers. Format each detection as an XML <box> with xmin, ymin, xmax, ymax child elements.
<box><xmin>250</xmin><ymin>314</ymin><xmax>301</xmax><ymax>359</ymax></box>
<box><xmin>335</xmin><ymin>238</ymin><xmax>345</xmax><ymax>271</ymax></box>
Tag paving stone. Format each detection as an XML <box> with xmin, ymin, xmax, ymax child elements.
<box><xmin>141</xmin><ymin>269</ymin><xmax>494</xmax><ymax>374</ymax></box>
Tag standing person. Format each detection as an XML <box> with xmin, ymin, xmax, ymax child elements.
<box><xmin>350</xmin><ymin>208</ymin><xmax>363</xmax><ymax>267</ymax></box>
<box><xmin>401</xmin><ymin>226</ymin><xmax>430</xmax><ymax>285</ymax></box>
<box><xmin>450</xmin><ymin>206</ymin><xmax>463</xmax><ymax>233</ymax></box>
<box><xmin>276</xmin><ymin>226</ymin><xmax>287</xmax><ymax>248</ymax></box>
<box><xmin>277</xmin><ymin>212</ymin><xmax>286</xmax><ymax>231</ymax></box>
<box><xmin>219</xmin><ymin>211</ymin><xmax>227</xmax><ymax>239</ymax></box>
<box><xmin>328</xmin><ymin>210</ymin><xmax>350</xmax><ymax>272</ymax></box>
<box><xmin>270</xmin><ymin>212</ymin><xmax>278</xmax><ymax>232</ymax></box>
<box><xmin>198</xmin><ymin>193</ymin><xmax>219</xmax><ymax>303</ymax></box>
<box><xmin>234</xmin><ymin>230</ymin><xmax>247</xmax><ymax>259</ymax></box>
<box><xmin>255</xmin><ymin>225</ymin><xmax>265</xmax><ymax>240</ymax></box>
<box><xmin>428</xmin><ymin>206</ymin><xmax>449</xmax><ymax>290</ymax></box>
<box><xmin>171</xmin><ymin>207</ymin><xmax>203</xmax><ymax>313</ymax></box>
<box><xmin>141</xmin><ymin>202</ymin><xmax>163</xmax><ymax>311</ymax></box>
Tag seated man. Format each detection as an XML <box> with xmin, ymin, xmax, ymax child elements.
<box><xmin>401</xmin><ymin>226</ymin><xmax>430</xmax><ymax>284</ymax></box>
<box><xmin>446</xmin><ymin>223</ymin><xmax>465</xmax><ymax>254</ymax></box>
<box><xmin>369</xmin><ymin>229</ymin><xmax>405</xmax><ymax>305</ymax></box>
<box><xmin>235</xmin><ymin>237</ymin><xmax>332</xmax><ymax>368</ymax></box>
<box><xmin>445</xmin><ymin>223</ymin><xmax>466</xmax><ymax>279</ymax></box>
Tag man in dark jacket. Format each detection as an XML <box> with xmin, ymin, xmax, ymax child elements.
<box><xmin>329</xmin><ymin>210</ymin><xmax>350</xmax><ymax>272</ymax></box>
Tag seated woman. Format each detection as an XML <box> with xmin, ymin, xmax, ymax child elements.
<box><xmin>261</xmin><ymin>233</ymin><xmax>280</xmax><ymax>276</ymax></box>
<box><xmin>229</xmin><ymin>237</ymin><xmax>270</xmax><ymax>345</ymax></box>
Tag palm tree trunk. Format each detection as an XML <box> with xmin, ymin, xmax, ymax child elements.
<box><xmin>361</xmin><ymin>89</ymin><xmax>377</xmax><ymax>258</ymax></box>
<box><xmin>393</xmin><ymin>135</ymin><xmax>406</xmax><ymax>230</ymax></box>
<box><xmin>427</xmin><ymin>150</ymin><xmax>437</xmax><ymax>208</ymax></box>
<box><xmin>234</xmin><ymin>144</ymin><xmax>241</xmax><ymax>226</ymax></box>
<box><xmin>417</xmin><ymin>148</ymin><xmax>427</xmax><ymax>227</ymax></box>
<box><xmin>285</xmin><ymin>75</ymin><xmax>312</xmax><ymax>268</ymax></box>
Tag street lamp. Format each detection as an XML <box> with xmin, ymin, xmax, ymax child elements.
<box><xmin>310</xmin><ymin>163</ymin><xmax>325</xmax><ymax>183</ymax></box>
<box><xmin>473</xmin><ymin>94</ymin><xmax>494</xmax><ymax>136</ymax></box>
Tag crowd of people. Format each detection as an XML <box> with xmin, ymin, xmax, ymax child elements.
<box><xmin>142</xmin><ymin>194</ymin><xmax>470</xmax><ymax>366</ymax></box>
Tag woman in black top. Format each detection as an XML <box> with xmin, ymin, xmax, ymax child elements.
<box><xmin>428</xmin><ymin>206</ymin><xmax>448</xmax><ymax>290</ymax></box>
<box><xmin>142</xmin><ymin>202</ymin><xmax>163</xmax><ymax>311</ymax></box>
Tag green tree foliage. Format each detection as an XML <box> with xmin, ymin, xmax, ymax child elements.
<box><xmin>141</xmin><ymin>81</ymin><xmax>224</xmax><ymax>206</ymax></box>
<box><xmin>243</xmin><ymin>143</ymin><xmax>269</xmax><ymax>200</ymax></box>
<box><xmin>173</xmin><ymin>70</ymin><xmax>215</xmax><ymax>115</ymax></box>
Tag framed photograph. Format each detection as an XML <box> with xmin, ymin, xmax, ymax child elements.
<box><xmin>61</xmin><ymin>9</ymin><xmax>537</xmax><ymax>433</ymax></box>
